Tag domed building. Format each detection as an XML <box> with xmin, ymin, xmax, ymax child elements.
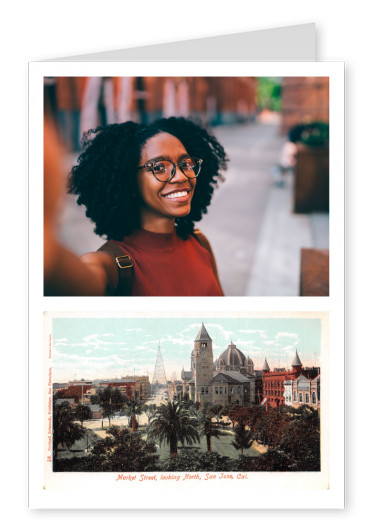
<box><xmin>214</xmin><ymin>341</ymin><xmax>254</xmax><ymax>376</ymax></box>
<box><xmin>180</xmin><ymin>325</ymin><xmax>256</xmax><ymax>406</ymax></box>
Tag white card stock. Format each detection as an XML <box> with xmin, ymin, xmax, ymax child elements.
<box><xmin>29</xmin><ymin>24</ymin><xmax>345</xmax><ymax>510</ymax></box>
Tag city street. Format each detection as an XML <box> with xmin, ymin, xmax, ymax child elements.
<box><xmin>197</xmin><ymin>120</ymin><xmax>328</xmax><ymax>295</ymax></box>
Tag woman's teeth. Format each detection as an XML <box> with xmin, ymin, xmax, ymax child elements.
<box><xmin>164</xmin><ymin>191</ymin><xmax>188</xmax><ymax>199</ymax></box>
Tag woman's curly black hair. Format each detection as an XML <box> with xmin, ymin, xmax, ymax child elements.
<box><xmin>68</xmin><ymin>116</ymin><xmax>228</xmax><ymax>240</ymax></box>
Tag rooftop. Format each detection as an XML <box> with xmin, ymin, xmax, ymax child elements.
<box><xmin>195</xmin><ymin>323</ymin><xmax>212</xmax><ymax>342</ymax></box>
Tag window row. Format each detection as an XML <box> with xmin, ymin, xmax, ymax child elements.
<box><xmin>293</xmin><ymin>391</ymin><xmax>317</xmax><ymax>404</ymax></box>
<box><xmin>264</xmin><ymin>381</ymin><xmax>283</xmax><ymax>389</ymax></box>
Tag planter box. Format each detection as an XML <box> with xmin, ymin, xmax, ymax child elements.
<box><xmin>293</xmin><ymin>143</ymin><xmax>329</xmax><ymax>213</ymax></box>
<box><xmin>300</xmin><ymin>248</ymin><xmax>329</xmax><ymax>296</ymax></box>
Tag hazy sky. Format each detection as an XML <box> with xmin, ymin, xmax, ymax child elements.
<box><xmin>52</xmin><ymin>317</ymin><xmax>321</xmax><ymax>382</ymax></box>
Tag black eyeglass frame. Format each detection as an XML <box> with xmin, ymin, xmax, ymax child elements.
<box><xmin>138</xmin><ymin>157</ymin><xmax>203</xmax><ymax>182</ymax></box>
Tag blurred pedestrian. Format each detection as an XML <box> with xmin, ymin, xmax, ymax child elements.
<box><xmin>271</xmin><ymin>125</ymin><xmax>300</xmax><ymax>186</ymax></box>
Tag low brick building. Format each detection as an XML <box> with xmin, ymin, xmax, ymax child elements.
<box><xmin>98</xmin><ymin>379</ymin><xmax>135</xmax><ymax>400</ymax></box>
<box><xmin>262</xmin><ymin>351</ymin><xmax>320</xmax><ymax>408</ymax></box>
<box><xmin>121</xmin><ymin>375</ymin><xmax>151</xmax><ymax>400</ymax></box>
<box><xmin>54</xmin><ymin>384</ymin><xmax>95</xmax><ymax>404</ymax></box>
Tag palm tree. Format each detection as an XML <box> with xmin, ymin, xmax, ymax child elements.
<box><xmin>148</xmin><ymin>401</ymin><xmax>200</xmax><ymax>458</ymax></box>
<box><xmin>123</xmin><ymin>400</ymin><xmax>143</xmax><ymax>432</ymax></box>
<box><xmin>198</xmin><ymin>403</ymin><xmax>221</xmax><ymax>452</ymax></box>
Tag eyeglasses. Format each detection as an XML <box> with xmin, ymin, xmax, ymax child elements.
<box><xmin>138</xmin><ymin>156</ymin><xmax>203</xmax><ymax>182</ymax></box>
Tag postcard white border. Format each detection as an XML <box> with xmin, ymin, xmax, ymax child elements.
<box><xmin>40</xmin><ymin>311</ymin><xmax>332</xmax><ymax>509</ymax></box>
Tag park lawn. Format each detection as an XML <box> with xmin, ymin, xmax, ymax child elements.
<box><xmin>138</xmin><ymin>427</ymin><xmax>261</xmax><ymax>460</ymax></box>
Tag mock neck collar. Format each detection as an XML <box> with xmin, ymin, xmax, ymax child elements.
<box><xmin>121</xmin><ymin>227</ymin><xmax>178</xmax><ymax>252</ymax></box>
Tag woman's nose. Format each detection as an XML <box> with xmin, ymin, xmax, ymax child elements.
<box><xmin>169</xmin><ymin>164</ymin><xmax>188</xmax><ymax>182</ymax></box>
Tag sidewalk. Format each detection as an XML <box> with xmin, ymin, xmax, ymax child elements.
<box><xmin>197</xmin><ymin>121</ymin><xmax>285</xmax><ymax>296</ymax></box>
<box><xmin>244</xmin><ymin>174</ymin><xmax>329</xmax><ymax>296</ymax></box>
<box><xmin>198</xmin><ymin>121</ymin><xmax>329</xmax><ymax>296</ymax></box>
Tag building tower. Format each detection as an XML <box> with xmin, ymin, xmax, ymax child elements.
<box><xmin>291</xmin><ymin>349</ymin><xmax>303</xmax><ymax>376</ymax></box>
<box><xmin>152</xmin><ymin>343</ymin><xmax>168</xmax><ymax>388</ymax></box>
<box><xmin>191</xmin><ymin>323</ymin><xmax>213</xmax><ymax>403</ymax></box>
<box><xmin>261</xmin><ymin>358</ymin><xmax>270</xmax><ymax>373</ymax></box>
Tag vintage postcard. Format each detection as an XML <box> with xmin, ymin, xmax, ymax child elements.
<box><xmin>33</xmin><ymin>311</ymin><xmax>338</xmax><ymax>509</ymax></box>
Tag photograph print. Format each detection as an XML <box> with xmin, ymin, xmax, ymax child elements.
<box><xmin>43</xmin><ymin>76</ymin><xmax>329</xmax><ymax>297</ymax></box>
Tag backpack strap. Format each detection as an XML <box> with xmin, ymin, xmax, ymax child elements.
<box><xmin>97</xmin><ymin>231</ymin><xmax>222</xmax><ymax>296</ymax></box>
<box><xmin>193</xmin><ymin>229</ymin><xmax>224</xmax><ymax>295</ymax></box>
<box><xmin>97</xmin><ymin>241</ymin><xmax>134</xmax><ymax>296</ymax></box>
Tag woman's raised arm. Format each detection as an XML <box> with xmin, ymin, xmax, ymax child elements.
<box><xmin>44</xmin><ymin>118</ymin><xmax>118</xmax><ymax>296</ymax></box>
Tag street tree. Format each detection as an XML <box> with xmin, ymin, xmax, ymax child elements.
<box><xmin>148</xmin><ymin>401</ymin><xmax>200</xmax><ymax>458</ymax></box>
<box><xmin>160</xmin><ymin>449</ymin><xmax>235</xmax><ymax>472</ymax></box>
<box><xmin>75</xmin><ymin>404</ymin><xmax>92</xmax><ymax>427</ymax></box>
<box><xmin>123</xmin><ymin>399</ymin><xmax>143</xmax><ymax>432</ymax></box>
<box><xmin>90</xmin><ymin>386</ymin><xmax>125</xmax><ymax>427</ymax></box>
<box><xmin>254</xmin><ymin>408</ymin><xmax>289</xmax><ymax>447</ymax></box>
<box><xmin>53</xmin><ymin>400</ymin><xmax>85</xmax><ymax>460</ymax></box>
<box><xmin>198</xmin><ymin>403</ymin><xmax>221</xmax><ymax>452</ymax></box>
<box><xmin>224</xmin><ymin>405</ymin><xmax>243</xmax><ymax>430</ymax></box>
<box><xmin>232</xmin><ymin>422</ymin><xmax>254</xmax><ymax>455</ymax></box>
<box><xmin>88</xmin><ymin>426</ymin><xmax>159</xmax><ymax>472</ymax></box>
<box><xmin>279</xmin><ymin>406</ymin><xmax>320</xmax><ymax>470</ymax></box>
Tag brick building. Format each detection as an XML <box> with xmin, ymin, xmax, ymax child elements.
<box><xmin>121</xmin><ymin>375</ymin><xmax>151</xmax><ymax>400</ymax></box>
<box><xmin>98</xmin><ymin>379</ymin><xmax>135</xmax><ymax>400</ymax></box>
<box><xmin>54</xmin><ymin>383</ymin><xmax>95</xmax><ymax>404</ymax></box>
<box><xmin>262</xmin><ymin>351</ymin><xmax>320</xmax><ymax>408</ymax></box>
<box><xmin>47</xmin><ymin>76</ymin><xmax>258</xmax><ymax>144</ymax></box>
<box><xmin>128</xmin><ymin>76</ymin><xmax>258</xmax><ymax>126</ymax></box>
<box><xmin>53</xmin><ymin>375</ymin><xmax>150</xmax><ymax>407</ymax></box>
<box><xmin>280</xmin><ymin>76</ymin><xmax>329</xmax><ymax>135</ymax></box>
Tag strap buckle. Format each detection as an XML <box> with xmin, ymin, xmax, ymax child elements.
<box><xmin>115</xmin><ymin>255</ymin><xmax>133</xmax><ymax>269</ymax></box>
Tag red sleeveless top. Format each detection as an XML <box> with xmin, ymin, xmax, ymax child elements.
<box><xmin>113</xmin><ymin>228</ymin><xmax>223</xmax><ymax>296</ymax></box>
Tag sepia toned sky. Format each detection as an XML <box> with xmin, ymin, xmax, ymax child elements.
<box><xmin>52</xmin><ymin>317</ymin><xmax>322</xmax><ymax>382</ymax></box>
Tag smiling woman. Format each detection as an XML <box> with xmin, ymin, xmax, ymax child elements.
<box><xmin>45</xmin><ymin>117</ymin><xmax>228</xmax><ymax>296</ymax></box>
<box><xmin>136</xmin><ymin>133</ymin><xmax>198</xmax><ymax>231</ymax></box>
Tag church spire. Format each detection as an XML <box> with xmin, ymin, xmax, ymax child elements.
<box><xmin>194</xmin><ymin>322</ymin><xmax>212</xmax><ymax>342</ymax></box>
